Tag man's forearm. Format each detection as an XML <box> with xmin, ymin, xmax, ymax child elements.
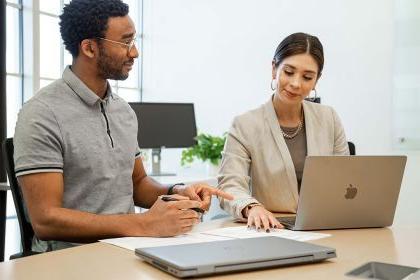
<box><xmin>133</xmin><ymin>175</ymin><xmax>169</xmax><ymax>208</ymax></box>
<box><xmin>33</xmin><ymin>207</ymin><xmax>151</xmax><ymax>243</ymax></box>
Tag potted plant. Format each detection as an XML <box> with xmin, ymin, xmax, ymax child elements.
<box><xmin>181</xmin><ymin>133</ymin><xmax>226</xmax><ymax>175</ymax></box>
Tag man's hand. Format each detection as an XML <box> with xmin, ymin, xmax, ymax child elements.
<box><xmin>173</xmin><ymin>183</ymin><xmax>234</xmax><ymax>211</ymax></box>
<box><xmin>141</xmin><ymin>194</ymin><xmax>201</xmax><ymax>237</ymax></box>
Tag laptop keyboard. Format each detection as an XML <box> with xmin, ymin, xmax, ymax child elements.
<box><xmin>278</xmin><ymin>216</ymin><xmax>296</xmax><ymax>226</ymax></box>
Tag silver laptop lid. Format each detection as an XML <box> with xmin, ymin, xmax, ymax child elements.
<box><xmin>293</xmin><ymin>156</ymin><xmax>407</xmax><ymax>230</ymax></box>
<box><xmin>135</xmin><ymin>237</ymin><xmax>336</xmax><ymax>277</ymax></box>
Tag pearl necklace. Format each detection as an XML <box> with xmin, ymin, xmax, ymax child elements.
<box><xmin>281</xmin><ymin>110</ymin><xmax>304</xmax><ymax>139</ymax></box>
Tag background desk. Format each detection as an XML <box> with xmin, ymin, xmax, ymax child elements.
<box><xmin>0</xmin><ymin>218</ymin><xmax>419</xmax><ymax>280</ymax></box>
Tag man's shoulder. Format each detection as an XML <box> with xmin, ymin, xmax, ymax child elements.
<box><xmin>26</xmin><ymin>79</ymin><xmax>70</xmax><ymax>106</ymax></box>
<box><xmin>22</xmin><ymin>79</ymin><xmax>79</xmax><ymax>116</ymax></box>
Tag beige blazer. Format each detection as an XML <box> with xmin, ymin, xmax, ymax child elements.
<box><xmin>218</xmin><ymin>98</ymin><xmax>349</xmax><ymax>219</ymax></box>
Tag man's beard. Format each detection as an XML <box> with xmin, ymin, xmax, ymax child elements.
<box><xmin>97</xmin><ymin>46</ymin><xmax>129</xmax><ymax>81</ymax></box>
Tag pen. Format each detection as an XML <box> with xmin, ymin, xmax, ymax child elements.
<box><xmin>160</xmin><ymin>195</ymin><xmax>205</xmax><ymax>214</ymax></box>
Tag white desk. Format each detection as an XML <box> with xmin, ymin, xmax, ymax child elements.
<box><xmin>1</xmin><ymin>218</ymin><xmax>419</xmax><ymax>279</ymax></box>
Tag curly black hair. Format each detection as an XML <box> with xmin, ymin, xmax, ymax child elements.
<box><xmin>59</xmin><ymin>0</ymin><xmax>129</xmax><ymax>58</ymax></box>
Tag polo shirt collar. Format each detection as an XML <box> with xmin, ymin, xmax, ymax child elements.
<box><xmin>62</xmin><ymin>66</ymin><xmax>114</xmax><ymax>106</ymax></box>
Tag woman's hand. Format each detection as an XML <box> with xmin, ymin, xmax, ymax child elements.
<box><xmin>246</xmin><ymin>205</ymin><xmax>283</xmax><ymax>232</ymax></box>
<box><xmin>173</xmin><ymin>183</ymin><xmax>233</xmax><ymax>211</ymax></box>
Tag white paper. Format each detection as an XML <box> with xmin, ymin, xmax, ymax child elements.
<box><xmin>100</xmin><ymin>226</ymin><xmax>330</xmax><ymax>251</ymax></box>
<box><xmin>100</xmin><ymin>232</ymin><xmax>232</xmax><ymax>251</ymax></box>
<box><xmin>201</xmin><ymin>226</ymin><xmax>331</xmax><ymax>242</ymax></box>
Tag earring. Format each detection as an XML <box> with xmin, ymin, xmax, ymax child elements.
<box><xmin>270</xmin><ymin>79</ymin><xmax>277</xmax><ymax>91</ymax></box>
<box><xmin>310</xmin><ymin>88</ymin><xmax>319</xmax><ymax>103</ymax></box>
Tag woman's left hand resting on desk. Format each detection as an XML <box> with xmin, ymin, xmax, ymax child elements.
<box><xmin>172</xmin><ymin>184</ymin><xmax>234</xmax><ymax>211</ymax></box>
<box><xmin>244</xmin><ymin>205</ymin><xmax>283</xmax><ymax>232</ymax></box>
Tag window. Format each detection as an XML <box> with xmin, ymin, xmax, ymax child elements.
<box><xmin>393</xmin><ymin>1</ymin><xmax>420</xmax><ymax>149</ymax></box>
<box><xmin>39</xmin><ymin>1</ymin><xmax>62</xmax><ymax>87</ymax></box>
<box><xmin>110</xmin><ymin>0</ymin><xmax>143</xmax><ymax>102</ymax></box>
<box><xmin>5</xmin><ymin>0</ymin><xmax>23</xmax><ymax>260</ymax></box>
<box><xmin>33</xmin><ymin>0</ymin><xmax>143</xmax><ymax>101</ymax></box>
<box><xmin>5</xmin><ymin>0</ymin><xmax>22</xmax><ymax>138</ymax></box>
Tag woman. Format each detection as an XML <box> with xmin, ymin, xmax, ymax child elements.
<box><xmin>218</xmin><ymin>32</ymin><xmax>349</xmax><ymax>231</ymax></box>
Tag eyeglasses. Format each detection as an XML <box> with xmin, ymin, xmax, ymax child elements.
<box><xmin>96</xmin><ymin>36</ymin><xmax>138</xmax><ymax>54</ymax></box>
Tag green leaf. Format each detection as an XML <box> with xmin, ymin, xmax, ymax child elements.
<box><xmin>180</xmin><ymin>132</ymin><xmax>227</xmax><ymax>166</ymax></box>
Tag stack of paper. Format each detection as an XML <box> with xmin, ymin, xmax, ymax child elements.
<box><xmin>201</xmin><ymin>226</ymin><xmax>331</xmax><ymax>242</ymax></box>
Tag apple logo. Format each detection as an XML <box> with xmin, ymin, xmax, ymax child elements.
<box><xmin>345</xmin><ymin>184</ymin><xmax>358</xmax><ymax>199</ymax></box>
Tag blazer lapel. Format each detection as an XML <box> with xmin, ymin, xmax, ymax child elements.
<box><xmin>263</xmin><ymin>99</ymin><xmax>299</xmax><ymax>204</ymax></box>
<box><xmin>303</xmin><ymin>101</ymin><xmax>321</xmax><ymax>156</ymax></box>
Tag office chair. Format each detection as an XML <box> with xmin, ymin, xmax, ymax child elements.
<box><xmin>1</xmin><ymin>138</ymin><xmax>40</xmax><ymax>259</ymax></box>
<box><xmin>304</xmin><ymin>97</ymin><xmax>356</xmax><ymax>156</ymax></box>
<box><xmin>348</xmin><ymin>141</ymin><xmax>356</xmax><ymax>155</ymax></box>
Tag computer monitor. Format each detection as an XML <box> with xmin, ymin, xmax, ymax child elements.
<box><xmin>129</xmin><ymin>102</ymin><xmax>197</xmax><ymax>176</ymax></box>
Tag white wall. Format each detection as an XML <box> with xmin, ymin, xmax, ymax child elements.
<box><xmin>142</xmin><ymin>0</ymin><xmax>395</xmax><ymax>153</ymax></box>
<box><xmin>140</xmin><ymin>0</ymin><xmax>420</xmax><ymax>225</ymax></box>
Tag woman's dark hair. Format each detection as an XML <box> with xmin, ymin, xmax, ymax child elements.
<box><xmin>273</xmin><ymin>32</ymin><xmax>324</xmax><ymax>78</ymax></box>
<box><xmin>59</xmin><ymin>0</ymin><xmax>129</xmax><ymax>58</ymax></box>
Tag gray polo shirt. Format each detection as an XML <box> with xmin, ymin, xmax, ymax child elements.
<box><xmin>14</xmin><ymin>66</ymin><xmax>141</xmax><ymax>251</ymax></box>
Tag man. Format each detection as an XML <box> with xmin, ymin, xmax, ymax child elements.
<box><xmin>13</xmin><ymin>0</ymin><xmax>232</xmax><ymax>252</ymax></box>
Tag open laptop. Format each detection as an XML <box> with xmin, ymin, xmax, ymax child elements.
<box><xmin>135</xmin><ymin>236</ymin><xmax>336</xmax><ymax>278</ymax></box>
<box><xmin>278</xmin><ymin>156</ymin><xmax>407</xmax><ymax>230</ymax></box>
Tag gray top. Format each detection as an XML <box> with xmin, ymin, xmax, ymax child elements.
<box><xmin>281</xmin><ymin>125</ymin><xmax>307</xmax><ymax>193</ymax></box>
<box><xmin>14</xmin><ymin>66</ymin><xmax>141</xmax><ymax>251</ymax></box>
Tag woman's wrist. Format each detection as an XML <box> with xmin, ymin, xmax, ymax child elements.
<box><xmin>242</xmin><ymin>203</ymin><xmax>263</xmax><ymax>218</ymax></box>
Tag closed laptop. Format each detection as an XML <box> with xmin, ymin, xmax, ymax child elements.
<box><xmin>135</xmin><ymin>236</ymin><xmax>336</xmax><ymax>278</ymax></box>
